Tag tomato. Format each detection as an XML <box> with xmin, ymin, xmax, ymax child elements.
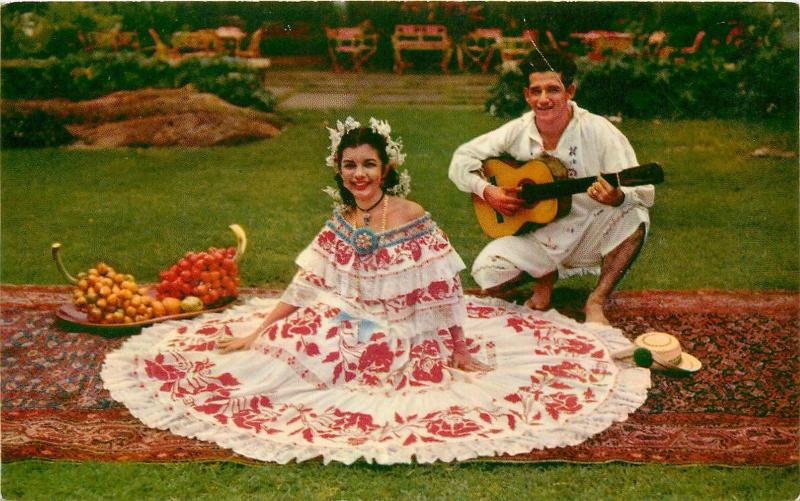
<box><xmin>178</xmin><ymin>259</ymin><xmax>191</xmax><ymax>270</ymax></box>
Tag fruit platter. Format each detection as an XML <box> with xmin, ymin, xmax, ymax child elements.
<box><xmin>52</xmin><ymin>224</ymin><xmax>247</xmax><ymax>333</ymax></box>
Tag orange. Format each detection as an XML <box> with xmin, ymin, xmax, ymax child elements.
<box><xmin>162</xmin><ymin>297</ymin><xmax>182</xmax><ymax>316</ymax></box>
<box><xmin>151</xmin><ymin>300</ymin><xmax>166</xmax><ymax>318</ymax></box>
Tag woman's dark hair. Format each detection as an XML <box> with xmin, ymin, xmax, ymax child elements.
<box><xmin>522</xmin><ymin>49</ymin><xmax>577</xmax><ymax>87</ymax></box>
<box><xmin>333</xmin><ymin>126</ymin><xmax>401</xmax><ymax>208</ymax></box>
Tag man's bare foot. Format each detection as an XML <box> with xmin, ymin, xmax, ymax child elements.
<box><xmin>524</xmin><ymin>272</ymin><xmax>556</xmax><ymax>310</ymax></box>
<box><xmin>584</xmin><ymin>297</ymin><xmax>611</xmax><ymax>325</ymax></box>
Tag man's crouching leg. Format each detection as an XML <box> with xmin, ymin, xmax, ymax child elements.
<box><xmin>524</xmin><ymin>271</ymin><xmax>557</xmax><ymax>310</ymax></box>
<box><xmin>472</xmin><ymin>236</ymin><xmax>559</xmax><ymax>309</ymax></box>
<box><xmin>585</xmin><ymin>223</ymin><xmax>646</xmax><ymax>325</ymax></box>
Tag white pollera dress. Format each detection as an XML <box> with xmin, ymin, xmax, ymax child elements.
<box><xmin>102</xmin><ymin>210</ymin><xmax>649</xmax><ymax>464</ymax></box>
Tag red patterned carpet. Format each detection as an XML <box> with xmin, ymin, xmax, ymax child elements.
<box><xmin>2</xmin><ymin>284</ymin><xmax>797</xmax><ymax>465</ymax></box>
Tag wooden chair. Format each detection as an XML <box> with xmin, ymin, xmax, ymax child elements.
<box><xmin>236</xmin><ymin>28</ymin><xmax>265</xmax><ymax>58</ymax></box>
<box><xmin>499</xmin><ymin>29</ymin><xmax>539</xmax><ymax>63</ymax></box>
<box><xmin>681</xmin><ymin>30</ymin><xmax>706</xmax><ymax>54</ymax></box>
<box><xmin>391</xmin><ymin>24</ymin><xmax>453</xmax><ymax>74</ymax></box>
<box><xmin>324</xmin><ymin>26</ymin><xmax>378</xmax><ymax>72</ymax></box>
<box><xmin>656</xmin><ymin>30</ymin><xmax>706</xmax><ymax>60</ymax></box>
<box><xmin>171</xmin><ymin>30</ymin><xmax>223</xmax><ymax>58</ymax></box>
<box><xmin>545</xmin><ymin>31</ymin><xmax>570</xmax><ymax>52</ymax></box>
<box><xmin>458</xmin><ymin>28</ymin><xmax>502</xmax><ymax>73</ymax></box>
<box><xmin>147</xmin><ymin>28</ymin><xmax>177</xmax><ymax>61</ymax></box>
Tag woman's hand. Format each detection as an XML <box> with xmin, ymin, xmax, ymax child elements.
<box><xmin>217</xmin><ymin>333</ymin><xmax>257</xmax><ymax>354</ymax></box>
<box><xmin>216</xmin><ymin>301</ymin><xmax>298</xmax><ymax>355</ymax></box>
<box><xmin>451</xmin><ymin>346</ymin><xmax>492</xmax><ymax>372</ymax></box>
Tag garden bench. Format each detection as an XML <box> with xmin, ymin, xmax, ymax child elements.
<box><xmin>570</xmin><ymin>30</ymin><xmax>634</xmax><ymax>60</ymax></box>
<box><xmin>391</xmin><ymin>24</ymin><xmax>453</xmax><ymax>74</ymax></box>
<box><xmin>79</xmin><ymin>31</ymin><xmax>139</xmax><ymax>52</ymax></box>
<box><xmin>458</xmin><ymin>28</ymin><xmax>502</xmax><ymax>73</ymax></box>
<box><xmin>324</xmin><ymin>27</ymin><xmax>378</xmax><ymax>72</ymax></box>
<box><xmin>499</xmin><ymin>29</ymin><xmax>539</xmax><ymax>63</ymax></box>
<box><xmin>235</xmin><ymin>28</ymin><xmax>265</xmax><ymax>58</ymax></box>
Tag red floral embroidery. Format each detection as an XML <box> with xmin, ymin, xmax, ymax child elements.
<box><xmin>424</xmin><ymin>406</ymin><xmax>481</xmax><ymax>438</ymax></box>
<box><xmin>544</xmin><ymin>392</ymin><xmax>582</xmax><ymax>420</ymax></box>
<box><xmin>144</xmin><ymin>354</ymin><xmax>185</xmax><ymax>391</ymax></box>
<box><xmin>330</xmin><ymin>408</ymin><xmax>380</xmax><ymax>434</ymax></box>
<box><xmin>539</xmin><ymin>360</ymin><xmax>587</xmax><ymax>382</ymax></box>
<box><xmin>408</xmin><ymin>339</ymin><xmax>444</xmax><ymax>386</ymax></box>
<box><xmin>334</xmin><ymin>240</ymin><xmax>354</xmax><ymax>265</ymax></box>
<box><xmin>399</xmin><ymin>239</ymin><xmax>422</xmax><ymax>261</ymax></box>
<box><xmin>557</xmin><ymin>337</ymin><xmax>596</xmax><ymax>355</ymax></box>
<box><xmin>358</xmin><ymin>341</ymin><xmax>393</xmax><ymax>373</ymax></box>
<box><xmin>427</xmin><ymin>280</ymin><xmax>450</xmax><ymax>300</ymax></box>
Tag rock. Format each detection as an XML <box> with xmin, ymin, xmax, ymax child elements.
<box><xmin>1</xmin><ymin>87</ymin><xmax>285</xmax><ymax>147</ymax></box>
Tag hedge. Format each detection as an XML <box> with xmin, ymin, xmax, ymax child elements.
<box><xmin>486</xmin><ymin>46</ymin><xmax>798</xmax><ymax>120</ymax></box>
<box><xmin>1</xmin><ymin>52</ymin><xmax>276</xmax><ymax>113</ymax></box>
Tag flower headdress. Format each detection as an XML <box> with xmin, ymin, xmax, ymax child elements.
<box><xmin>323</xmin><ymin>117</ymin><xmax>411</xmax><ymax>209</ymax></box>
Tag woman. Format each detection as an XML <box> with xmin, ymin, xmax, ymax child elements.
<box><xmin>102</xmin><ymin>117</ymin><xmax>649</xmax><ymax>465</ymax></box>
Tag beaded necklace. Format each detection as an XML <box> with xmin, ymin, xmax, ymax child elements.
<box><xmin>348</xmin><ymin>196</ymin><xmax>388</xmax><ymax>255</ymax></box>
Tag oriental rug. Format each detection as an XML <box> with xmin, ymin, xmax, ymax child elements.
<box><xmin>1</xmin><ymin>284</ymin><xmax>797</xmax><ymax>466</ymax></box>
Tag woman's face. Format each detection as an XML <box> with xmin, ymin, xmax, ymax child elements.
<box><xmin>339</xmin><ymin>143</ymin><xmax>387</xmax><ymax>204</ymax></box>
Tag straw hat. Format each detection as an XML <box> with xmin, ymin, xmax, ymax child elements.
<box><xmin>634</xmin><ymin>331</ymin><xmax>701</xmax><ymax>372</ymax></box>
<box><xmin>614</xmin><ymin>331</ymin><xmax>702</xmax><ymax>373</ymax></box>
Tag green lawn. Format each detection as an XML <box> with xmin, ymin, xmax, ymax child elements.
<box><xmin>2</xmin><ymin>460</ymin><xmax>797</xmax><ymax>501</ymax></box>
<box><xmin>1</xmin><ymin>109</ymin><xmax>797</xmax><ymax>290</ymax></box>
<box><xmin>1</xmin><ymin>108</ymin><xmax>798</xmax><ymax>500</ymax></box>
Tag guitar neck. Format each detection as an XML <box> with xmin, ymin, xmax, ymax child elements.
<box><xmin>519</xmin><ymin>163</ymin><xmax>661</xmax><ymax>204</ymax></box>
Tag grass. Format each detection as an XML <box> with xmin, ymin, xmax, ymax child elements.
<box><xmin>1</xmin><ymin>109</ymin><xmax>797</xmax><ymax>291</ymax></box>
<box><xmin>1</xmin><ymin>108</ymin><xmax>798</xmax><ymax>500</ymax></box>
<box><xmin>2</xmin><ymin>460</ymin><xmax>798</xmax><ymax>501</ymax></box>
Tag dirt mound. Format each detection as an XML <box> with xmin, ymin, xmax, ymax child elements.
<box><xmin>2</xmin><ymin>87</ymin><xmax>285</xmax><ymax>147</ymax></box>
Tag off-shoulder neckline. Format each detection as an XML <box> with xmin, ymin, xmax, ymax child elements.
<box><xmin>332</xmin><ymin>209</ymin><xmax>433</xmax><ymax>238</ymax></box>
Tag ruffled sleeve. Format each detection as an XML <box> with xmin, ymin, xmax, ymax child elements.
<box><xmin>281</xmin><ymin>212</ymin><xmax>467</xmax><ymax>336</ymax></box>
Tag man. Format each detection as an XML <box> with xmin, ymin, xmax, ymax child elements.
<box><xmin>448</xmin><ymin>49</ymin><xmax>653</xmax><ymax>325</ymax></box>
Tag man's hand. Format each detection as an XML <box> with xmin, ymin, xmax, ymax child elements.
<box><xmin>484</xmin><ymin>185</ymin><xmax>523</xmax><ymax>216</ymax></box>
<box><xmin>587</xmin><ymin>175</ymin><xmax>625</xmax><ymax>206</ymax></box>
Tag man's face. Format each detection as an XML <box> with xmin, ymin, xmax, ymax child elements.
<box><xmin>523</xmin><ymin>71</ymin><xmax>576</xmax><ymax>126</ymax></box>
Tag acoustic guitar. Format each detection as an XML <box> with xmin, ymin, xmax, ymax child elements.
<box><xmin>473</xmin><ymin>157</ymin><xmax>664</xmax><ymax>238</ymax></box>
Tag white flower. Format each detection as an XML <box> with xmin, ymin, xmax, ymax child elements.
<box><xmin>323</xmin><ymin>116</ymin><xmax>412</xmax><ymax>206</ymax></box>
<box><xmin>386</xmin><ymin>169</ymin><xmax>411</xmax><ymax>198</ymax></box>
<box><xmin>368</xmin><ymin>117</ymin><xmax>392</xmax><ymax>138</ymax></box>
<box><xmin>322</xmin><ymin>185</ymin><xmax>349</xmax><ymax>212</ymax></box>
<box><xmin>325</xmin><ymin>117</ymin><xmax>362</xmax><ymax>169</ymax></box>
<box><xmin>325</xmin><ymin>116</ymin><xmax>406</xmax><ymax>170</ymax></box>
